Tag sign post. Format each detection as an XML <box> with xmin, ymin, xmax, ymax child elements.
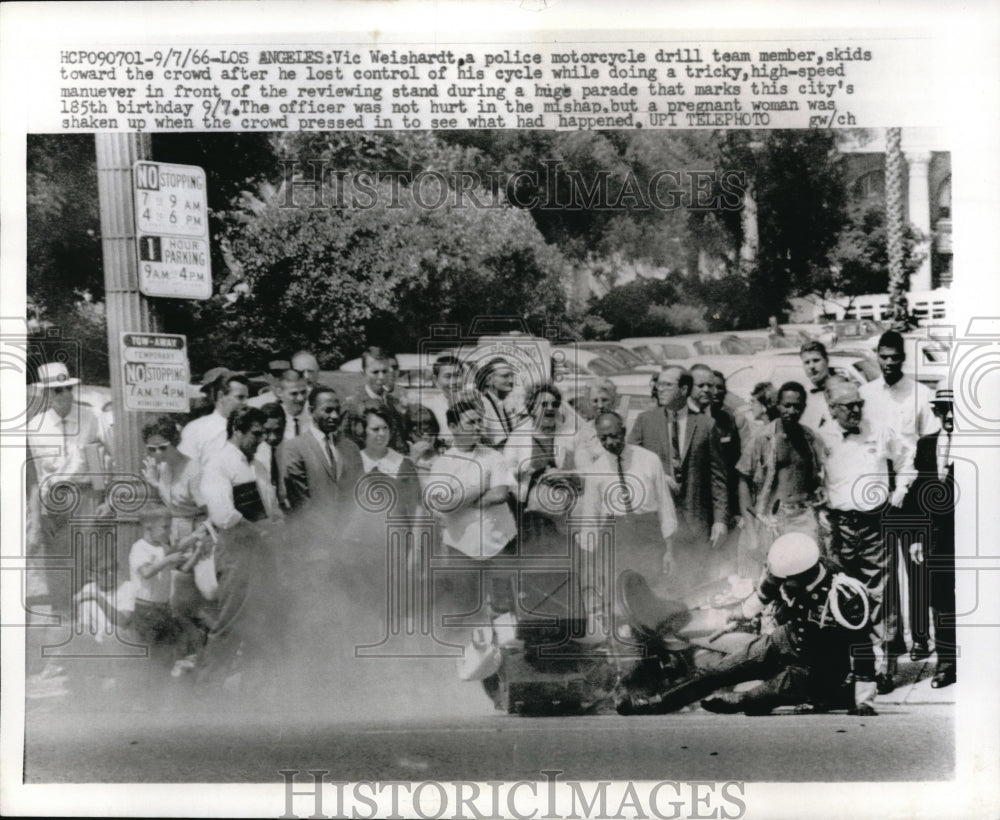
<box><xmin>132</xmin><ymin>161</ymin><xmax>211</xmax><ymax>300</ymax></box>
<box><xmin>120</xmin><ymin>333</ymin><xmax>191</xmax><ymax>413</ymax></box>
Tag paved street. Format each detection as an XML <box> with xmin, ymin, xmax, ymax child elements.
<box><xmin>24</xmin><ymin>661</ymin><xmax>954</xmax><ymax>784</ymax></box>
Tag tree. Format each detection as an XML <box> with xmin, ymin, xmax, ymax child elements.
<box><xmin>884</xmin><ymin>127</ymin><xmax>910</xmax><ymax>329</ymax></box>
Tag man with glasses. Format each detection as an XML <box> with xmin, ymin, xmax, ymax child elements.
<box><xmin>821</xmin><ymin>380</ymin><xmax>915</xmax><ymax>694</ymax></box>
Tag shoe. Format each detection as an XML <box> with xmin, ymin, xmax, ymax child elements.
<box><xmin>909</xmin><ymin>643</ymin><xmax>931</xmax><ymax>662</ymax></box>
<box><xmin>875</xmin><ymin>673</ymin><xmax>896</xmax><ymax>695</ymax></box>
<box><xmin>930</xmin><ymin>668</ymin><xmax>956</xmax><ymax>689</ymax></box>
<box><xmin>848</xmin><ymin>703</ymin><xmax>878</xmax><ymax>716</ymax></box>
<box><xmin>700</xmin><ymin>694</ymin><xmax>744</xmax><ymax>714</ymax></box>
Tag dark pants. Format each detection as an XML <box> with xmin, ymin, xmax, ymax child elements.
<box><xmin>657</xmin><ymin>624</ymin><xmax>867</xmax><ymax>713</ymax></box>
<box><xmin>196</xmin><ymin>523</ymin><xmax>278</xmax><ymax>687</ymax></box>
<box><xmin>133</xmin><ymin>600</ymin><xmax>202</xmax><ymax>665</ymax></box>
<box><xmin>827</xmin><ymin>508</ymin><xmax>905</xmax><ymax>673</ymax></box>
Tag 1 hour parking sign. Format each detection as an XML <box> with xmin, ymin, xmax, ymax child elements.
<box><xmin>120</xmin><ymin>332</ymin><xmax>190</xmax><ymax>412</ymax></box>
<box><xmin>133</xmin><ymin>161</ymin><xmax>211</xmax><ymax>299</ymax></box>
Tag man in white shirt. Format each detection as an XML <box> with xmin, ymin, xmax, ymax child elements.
<box><xmin>27</xmin><ymin>362</ymin><xmax>108</xmax><ymax>612</ymax></box>
<box><xmin>859</xmin><ymin>330</ymin><xmax>938</xmax><ymax>662</ymax></box>
<box><xmin>798</xmin><ymin>341</ymin><xmax>836</xmax><ymax>437</ymax></box>
<box><xmin>417</xmin><ymin>354</ymin><xmax>468</xmax><ymax>447</ymax></box>
<box><xmin>344</xmin><ymin>347</ymin><xmax>409</xmax><ymax>451</ymax></box>
<box><xmin>179</xmin><ymin>369</ymin><xmax>249</xmax><ymax>468</ymax></box>
<box><xmin>581</xmin><ymin>412</ymin><xmax>678</xmax><ymax>588</ymax></box>
<box><xmin>274</xmin><ymin>368</ymin><xmax>311</xmax><ymax>442</ymax></box>
<box><xmin>197</xmin><ymin>406</ymin><xmax>282</xmax><ymax>687</ymax></box>
<box><xmin>822</xmin><ymin>380</ymin><xmax>915</xmax><ymax>694</ymax></box>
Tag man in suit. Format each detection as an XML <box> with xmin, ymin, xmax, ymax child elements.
<box><xmin>905</xmin><ymin>389</ymin><xmax>957</xmax><ymax>688</ymax></box>
<box><xmin>281</xmin><ymin>386</ymin><xmax>363</xmax><ymax>533</ymax></box>
<box><xmin>344</xmin><ymin>347</ymin><xmax>409</xmax><ymax>451</ymax></box>
<box><xmin>627</xmin><ymin>365</ymin><xmax>728</xmax><ymax>588</ymax></box>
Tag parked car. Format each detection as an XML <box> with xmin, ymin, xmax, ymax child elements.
<box><xmin>576</xmin><ymin>342</ymin><xmax>660</xmax><ymax>373</ymax></box>
<box><xmin>620</xmin><ymin>334</ymin><xmax>757</xmax><ymax>362</ymax></box>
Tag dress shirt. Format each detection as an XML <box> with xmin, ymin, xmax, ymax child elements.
<box><xmin>823</xmin><ymin>417</ymin><xmax>915</xmax><ymax>511</ymax></box>
<box><xmin>801</xmin><ymin>386</ymin><xmax>833</xmax><ymax>440</ymax></box>
<box><xmin>28</xmin><ymin>405</ymin><xmax>104</xmax><ymax>488</ymax></box>
<box><xmin>201</xmin><ymin>441</ymin><xmax>279</xmax><ymax>530</ymax></box>
<box><xmin>429</xmin><ymin>445</ymin><xmax>516</xmax><ymax>558</ymax></box>
<box><xmin>580</xmin><ymin>444</ymin><xmax>678</xmax><ymax>542</ymax></box>
<box><xmin>858</xmin><ymin>375</ymin><xmax>938</xmax><ymax>446</ymax></box>
<box><xmin>361</xmin><ymin>447</ymin><xmax>405</xmax><ymax>476</ymax></box>
<box><xmin>674</xmin><ymin>405</ymin><xmax>691</xmax><ymax>459</ymax></box>
<box><xmin>306</xmin><ymin>425</ymin><xmax>343</xmax><ymax>478</ymax></box>
<box><xmin>178</xmin><ymin>410</ymin><xmax>229</xmax><ymax>468</ymax></box>
<box><xmin>502</xmin><ymin>423</ymin><xmax>576</xmax><ymax>504</ymax></box>
<box><xmin>282</xmin><ymin>408</ymin><xmax>312</xmax><ymax>441</ymax></box>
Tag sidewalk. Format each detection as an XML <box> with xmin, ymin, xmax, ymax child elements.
<box><xmin>881</xmin><ymin>656</ymin><xmax>957</xmax><ymax>705</ymax></box>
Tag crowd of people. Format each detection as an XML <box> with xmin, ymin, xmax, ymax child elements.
<box><xmin>26</xmin><ymin>330</ymin><xmax>957</xmax><ymax>711</ymax></box>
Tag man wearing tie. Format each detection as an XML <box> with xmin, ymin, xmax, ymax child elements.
<box><xmin>627</xmin><ymin>366</ymin><xmax>728</xmax><ymax>587</ymax></box>
<box><xmin>905</xmin><ymin>389</ymin><xmax>957</xmax><ymax>688</ymax></box>
<box><xmin>281</xmin><ymin>386</ymin><xmax>363</xmax><ymax>533</ymax></box>
<box><xmin>274</xmin><ymin>369</ymin><xmax>311</xmax><ymax>442</ymax></box>
<box><xmin>344</xmin><ymin>347</ymin><xmax>409</xmax><ymax>451</ymax></box>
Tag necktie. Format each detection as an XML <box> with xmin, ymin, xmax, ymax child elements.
<box><xmin>60</xmin><ymin>416</ymin><xmax>69</xmax><ymax>457</ymax></box>
<box><xmin>940</xmin><ymin>433</ymin><xmax>952</xmax><ymax>480</ymax></box>
<box><xmin>325</xmin><ymin>437</ymin><xmax>337</xmax><ymax>481</ymax></box>
<box><xmin>669</xmin><ymin>410</ymin><xmax>681</xmax><ymax>481</ymax></box>
<box><xmin>294</xmin><ymin>417</ymin><xmax>300</xmax><ymax>436</ymax></box>
<box><xmin>270</xmin><ymin>447</ymin><xmax>280</xmax><ymax>488</ymax></box>
<box><xmin>617</xmin><ymin>453</ymin><xmax>633</xmax><ymax>514</ymax></box>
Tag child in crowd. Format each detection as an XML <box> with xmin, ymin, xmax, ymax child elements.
<box><xmin>129</xmin><ymin>505</ymin><xmax>203</xmax><ymax>677</ymax></box>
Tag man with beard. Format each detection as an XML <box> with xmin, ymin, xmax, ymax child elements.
<box><xmin>736</xmin><ymin>382</ymin><xmax>825</xmax><ymax>578</ymax></box>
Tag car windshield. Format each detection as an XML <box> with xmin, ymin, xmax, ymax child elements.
<box><xmin>659</xmin><ymin>344</ymin><xmax>692</xmax><ymax>359</ymax></box>
<box><xmin>587</xmin><ymin>357</ymin><xmax>619</xmax><ymax>377</ymax></box>
<box><xmin>716</xmin><ymin>338</ymin><xmax>757</xmax><ymax>355</ymax></box>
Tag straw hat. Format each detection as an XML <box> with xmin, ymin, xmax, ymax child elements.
<box><xmin>31</xmin><ymin>362</ymin><xmax>80</xmax><ymax>389</ymax></box>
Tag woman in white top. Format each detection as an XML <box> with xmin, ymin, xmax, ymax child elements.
<box><xmin>141</xmin><ymin>416</ymin><xmax>206</xmax><ymax>545</ymax></box>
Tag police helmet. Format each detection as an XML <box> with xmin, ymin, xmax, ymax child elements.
<box><xmin>767</xmin><ymin>532</ymin><xmax>821</xmax><ymax>578</ymax></box>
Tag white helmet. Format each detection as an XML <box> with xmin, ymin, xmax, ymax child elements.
<box><xmin>767</xmin><ymin>532</ymin><xmax>821</xmax><ymax>579</ymax></box>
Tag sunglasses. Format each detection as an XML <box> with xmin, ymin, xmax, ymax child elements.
<box><xmin>145</xmin><ymin>443</ymin><xmax>170</xmax><ymax>453</ymax></box>
<box><xmin>833</xmin><ymin>400</ymin><xmax>865</xmax><ymax>411</ymax></box>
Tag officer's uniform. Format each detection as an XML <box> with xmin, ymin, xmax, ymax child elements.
<box><xmin>647</xmin><ymin>557</ymin><xmax>877</xmax><ymax>715</ymax></box>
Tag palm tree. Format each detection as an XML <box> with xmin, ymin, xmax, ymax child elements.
<box><xmin>884</xmin><ymin>127</ymin><xmax>909</xmax><ymax>330</ymax></box>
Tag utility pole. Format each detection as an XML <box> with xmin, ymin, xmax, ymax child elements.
<box><xmin>94</xmin><ymin>133</ymin><xmax>158</xmax><ymax>553</ymax></box>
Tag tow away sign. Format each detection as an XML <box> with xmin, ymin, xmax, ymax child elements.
<box><xmin>121</xmin><ymin>332</ymin><xmax>190</xmax><ymax>412</ymax></box>
<box><xmin>133</xmin><ymin>161</ymin><xmax>211</xmax><ymax>300</ymax></box>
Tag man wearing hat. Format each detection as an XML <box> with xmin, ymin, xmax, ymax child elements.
<box><xmin>904</xmin><ymin>389</ymin><xmax>958</xmax><ymax>688</ymax></box>
<box><xmin>178</xmin><ymin>369</ymin><xmax>249</xmax><ymax>468</ymax></box>
<box><xmin>621</xmin><ymin>533</ymin><xmax>878</xmax><ymax>717</ymax></box>
<box><xmin>27</xmin><ymin>362</ymin><xmax>109</xmax><ymax>611</ymax></box>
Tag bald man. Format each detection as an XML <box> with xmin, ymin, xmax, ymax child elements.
<box><xmin>821</xmin><ymin>380</ymin><xmax>915</xmax><ymax>694</ymax></box>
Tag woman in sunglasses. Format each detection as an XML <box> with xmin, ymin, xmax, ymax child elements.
<box><xmin>141</xmin><ymin>415</ymin><xmax>207</xmax><ymax>545</ymax></box>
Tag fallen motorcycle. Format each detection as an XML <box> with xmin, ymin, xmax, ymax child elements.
<box><xmin>457</xmin><ymin>569</ymin><xmax>758</xmax><ymax>716</ymax></box>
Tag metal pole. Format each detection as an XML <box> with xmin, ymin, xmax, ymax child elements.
<box><xmin>94</xmin><ymin>133</ymin><xmax>157</xmax><ymax>551</ymax></box>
